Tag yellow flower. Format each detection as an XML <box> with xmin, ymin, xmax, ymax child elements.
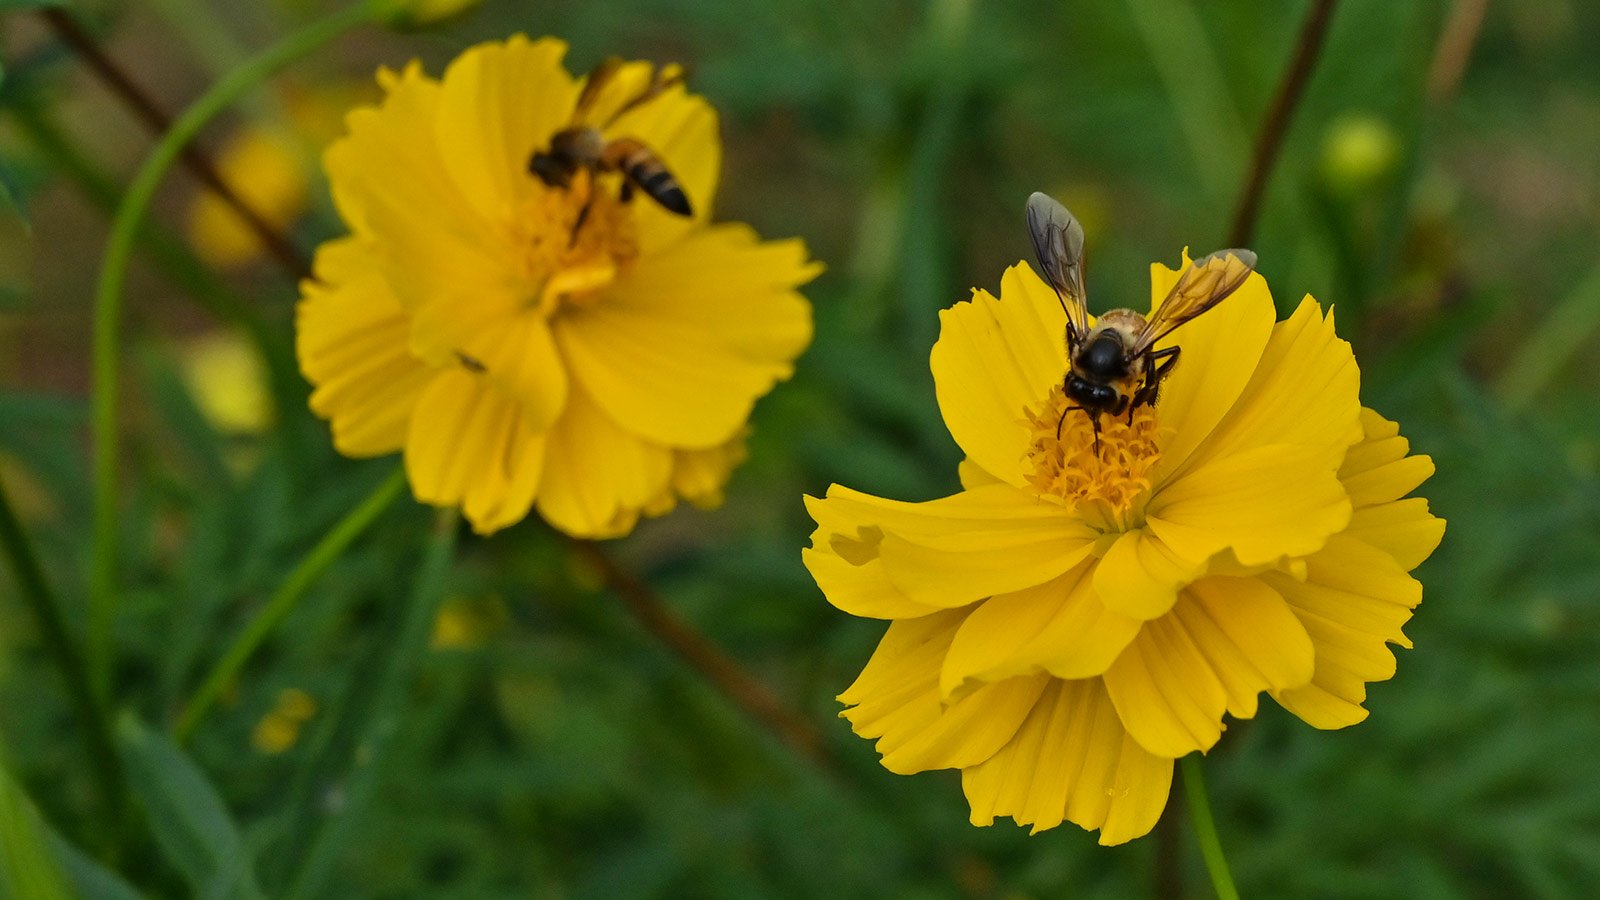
<box><xmin>369</xmin><ymin>0</ymin><xmax>480</xmax><ymax>29</ymax></box>
<box><xmin>804</xmin><ymin>256</ymin><xmax>1444</xmax><ymax>845</ymax></box>
<box><xmin>186</xmin><ymin>125</ymin><xmax>309</xmax><ymax>269</ymax></box>
<box><xmin>251</xmin><ymin>688</ymin><xmax>318</xmax><ymax>754</ymax></box>
<box><xmin>180</xmin><ymin>330</ymin><xmax>274</xmax><ymax>435</ymax></box>
<box><xmin>297</xmin><ymin>36</ymin><xmax>819</xmax><ymax>536</ymax></box>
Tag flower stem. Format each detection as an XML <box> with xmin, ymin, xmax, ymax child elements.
<box><xmin>567</xmin><ymin>538</ymin><xmax>832</xmax><ymax>769</ymax></box>
<box><xmin>1182</xmin><ymin>754</ymin><xmax>1241</xmax><ymax>900</ymax></box>
<box><xmin>39</xmin><ymin>7</ymin><xmax>312</xmax><ymax>280</ymax></box>
<box><xmin>1226</xmin><ymin>0</ymin><xmax>1340</xmax><ymax>248</ymax></box>
<box><xmin>173</xmin><ymin>466</ymin><xmax>408</xmax><ymax>742</ymax></box>
<box><xmin>87</xmin><ymin>1</ymin><xmax>372</xmax><ymax>701</ymax></box>
<box><xmin>0</xmin><ymin>473</ymin><xmax>124</xmax><ymax>832</ymax></box>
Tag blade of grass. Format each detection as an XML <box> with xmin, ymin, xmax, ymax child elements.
<box><xmin>174</xmin><ymin>466</ymin><xmax>408</xmax><ymax>742</ymax></box>
<box><xmin>0</xmin><ymin>471</ymin><xmax>124</xmax><ymax>846</ymax></box>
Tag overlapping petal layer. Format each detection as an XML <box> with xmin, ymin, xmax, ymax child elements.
<box><xmin>299</xmin><ymin>36</ymin><xmax>818</xmax><ymax>536</ymax></box>
<box><xmin>808</xmin><ymin>256</ymin><xmax>1442</xmax><ymax>844</ymax></box>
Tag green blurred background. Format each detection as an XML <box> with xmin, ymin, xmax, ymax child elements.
<box><xmin>1</xmin><ymin>0</ymin><xmax>1598</xmax><ymax>897</ymax></box>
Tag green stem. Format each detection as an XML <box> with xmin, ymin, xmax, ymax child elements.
<box><xmin>1182</xmin><ymin>754</ymin><xmax>1241</xmax><ymax>900</ymax></box>
<box><xmin>87</xmin><ymin>1</ymin><xmax>373</xmax><ymax>700</ymax></box>
<box><xmin>0</xmin><ymin>474</ymin><xmax>125</xmax><ymax>833</ymax></box>
<box><xmin>174</xmin><ymin>466</ymin><xmax>408</xmax><ymax>742</ymax></box>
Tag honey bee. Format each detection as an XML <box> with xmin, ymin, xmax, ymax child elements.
<box><xmin>529</xmin><ymin>57</ymin><xmax>694</xmax><ymax>221</ymax></box>
<box><xmin>1025</xmin><ymin>191</ymin><xmax>1257</xmax><ymax>446</ymax></box>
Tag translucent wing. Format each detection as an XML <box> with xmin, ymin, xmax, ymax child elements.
<box><xmin>573</xmin><ymin>56</ymin><xmax>624</xmax><ymax>124</ymax></box>
<box><xmin>608</xmin><ymin>62</ymin><xmax>687</xmax><ymax>123</ymax></box>
<box><xmin>1025</xmin><ymin>192</ymin><xmax>1091</xmax><ymax>348</ymax></box>
<box><xmin>1134</xmin><ymin>248</ymin><xmax>1257</xmax><ymax>353</ymax></box>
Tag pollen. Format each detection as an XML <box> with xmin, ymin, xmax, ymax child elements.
<box><xmin>1022</xmin><ymin>384</ymin><xmax>1163</xmax><ymax>521</ymax></box>
<box><xmin>516</xmin><ymin>170</ymin><xmax>641</xmax><ymax>315</ymax></box>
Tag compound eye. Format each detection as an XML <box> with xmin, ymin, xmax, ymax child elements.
<box><xmin>1092</xmin><ymin>384</ymin><xmax>1118</xmax><ymax>405</ymax></box>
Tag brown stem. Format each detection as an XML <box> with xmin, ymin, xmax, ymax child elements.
<box><xmin>568</xmin><ymin>539</ymin><xmax>832</xmax><ymax>768</ymax></box>
<box><xmin>1226</xmin><ymin>0</ymin><xmax>1340</xmax><ymax>249</ymax></box>
<box><xmin>1426</xmin><ymin>0</ymin><xmax>1490</xmax><ymax>106</ymax></box>
<box><xmin>40</xmin><ymin>8</ymin><xmax>313</xmax><ymax>281</ymax></box>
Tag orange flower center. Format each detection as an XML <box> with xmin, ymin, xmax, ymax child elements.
<box><xmin>1022</xmin><ymin>384</ymin><xmax>1162</xmax><ymax>525</ymax></box>
<box><xmin>513</xmin><ymin>169</ymin><xmax>640</xmax><ymax>316</ymax></box>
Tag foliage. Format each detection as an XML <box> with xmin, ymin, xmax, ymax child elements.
<box><xmin>1</xmin><ymin>0</ymin><xmax>1598</xmax><ymax>897</ymax></box>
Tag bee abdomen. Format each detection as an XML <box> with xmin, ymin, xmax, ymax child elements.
<box><xmin>605</xmin><ymin>138</ymin><xmax>692</xmax><ymax>216</ymax></box>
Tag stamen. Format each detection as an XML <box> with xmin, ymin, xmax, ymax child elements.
<box><xmin>1022</xmin><ymin>384</ymin><xmax>1163</xmax><ymax>523</ymax></box>
<box><xmin>516</xmin><ymin>169</ymin><xmax>640</xmax><ymax>315</ymax></box>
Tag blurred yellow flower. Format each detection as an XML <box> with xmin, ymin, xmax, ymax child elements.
<box><xmin>431</xmin><ymin>594</ymin><xmax>508</xmax><ymax>649</ymax></box>
<box><xmin>180</xmin><ymin>330</ymin><xmax>273</xmax><ymax>435</ymax></box>
<box><xmin>370</xmin><ymin>0</ymin><xmax>480</xmax><ymax>29</ymax></box>
<box><xmin>251</xmin><ymin>688</ymin><xmax>318</xmax><ymax>754</ymax></box>
<box><xmin>1321</xmin><ymin>113</ymin><xmax>1401</xmax><ymax>193</ymax></box>
<box><xmin>186</xmin><ymin>126</ymin><xmax>308</xmax><ymax>269</ymax></box>
<box><xmin>297</xmin><ymin>36</ymin><xmax>818</xmax><ymax>536</ymax></box>
<box><xmin>804</xmin><ymin>257</ymin><xmax>1443</xmax><ymax>845</ymax></box>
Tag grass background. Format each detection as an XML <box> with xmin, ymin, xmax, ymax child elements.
<box><xmin>2</xmin><ymin>0</ymin><xmax>1599</xmax><ymax>897</ymax></box>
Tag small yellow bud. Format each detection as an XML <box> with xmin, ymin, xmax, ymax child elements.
<box><xmin>369</xmin><ymin>0</ymin><xmax>480</xmax><ymax>29</ymax></box>
<box><xmin>1320</xmin><ymin>113</ymin><xmax>1401</xmax><ymax>194</ymax></box>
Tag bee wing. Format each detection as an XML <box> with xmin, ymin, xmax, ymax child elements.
<box><xmin>1134</xmin><ymin>248</ymin><xmax>1257</xmax><ymax>353</ymax></box>
<box><xmin>609</xmin><ymin>62</ymin><xmax>688</xmax><ymax>123</ymax></box>
<box><xmin>1025</xmin><ymin>192</ymin><xmax>1091</xmax><ymax>348</ymax></box>
<box><xmin>573</xmin><ymin>56</ymin><xmax>625</xmax><ymax>124</ymax></box>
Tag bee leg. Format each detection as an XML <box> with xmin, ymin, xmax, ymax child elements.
<box><xmin>1133</xmin><ymin>347</ymin><xmax>1181</xmax><ymax>411</ymax></box>
<box><xmin>1055</xmin><ymin>405</ymin><xmax>1083</xmax><ymax>441</ymax></box>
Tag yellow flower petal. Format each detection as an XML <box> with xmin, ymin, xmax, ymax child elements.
<box><xmin>672</xmin><ymin>438</ymin><xmax>747</xmax><ymax>509</ymax></box>
<box><xmin>802</xmin><ymin>494</ymin><xmax>945</xmax><ymax>619</ymax></box>
<box><xmin>558</xmin><ymin>224</ymin><xmax>817</xmax><ymax>447</ymax></box>
<box><xmin>534</xmin><ymin>385</ymin><xmax>673</xmax><ymax>539</ymax></box>
<box><xmin>940</xmin><ymin>560</ymin><xmax>1141</xmax><ymax>700</ymax></box>
<box><xmin>455</xmin><ymin>311</ymin><xmax>568</xmax><ymax>432</ymax></box>
<box><xmin>841</xmin><ymin>611</ymin><xmax>1052</xmax><ymax>775</ymax></box>
<box><xmin>1093</xmin><ymin>529</ymin><xmax>1203</xmax><ymax>620</ymax></box>
<box><xmin>930</xmin><ymin>263</ymin><xmax>1068</xmax><ymax>487</ymax></box>
<box><xmin>1144</xmin><ymin>258</ymin><xmax>1276</xmax><ymax>477</ymax></box>
<box><xmin>404</xmin><ymin>369</ymin><xmax>547</xmax><ymax>534</ymax></box>
<box><xmin>1104</xmin><ymin>576</ymin><xmax>1311</xmax><ymax>757</ymax></box>
<box><xmin>1147</xmin><ymin>443</ymin><xmax>1351</xmax><ymax>568</ymax></box>
<box><xmin>432</xmin><ymin>35</ymin><xmax>578</xmax><ymax>227</ymax></box>
<box><xmin>1346</xmin><ymin>499</ymin><xmax>1445</xmax><ymax>572</ymax></box>
<box><xmin>298</xmin><ymin>237</ymin><xmax>434</xmax><ymax>457</ymax></box>
<box><xmin>1268</xmin><ymin>531</ymin><xmax>1425</xmax><ymax>728</ymax></box>
<box><xmin>814</xmin><ymin>484</ymin><xmax>1098</xmax><ymax>609</ymax></box>
<box><xmin>324</xmin><ymin>62</ymin><xmax>517</xmax><ymax>320</ymax></box>
<box><xmin>1171</xmin><ymin>297</ymin><xmax>1362</xmax><ymax>481</ymax></box>
<box><xmin>962</xmin><ymin>678</ymin><xmax>1173</xmax><ymax>845</ymax></box>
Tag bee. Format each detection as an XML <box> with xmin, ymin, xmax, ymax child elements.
<box><xmin>529</xmin><ymin>56</ymin><xmax>694</xmax><ymax>222</ymax></box>
<box><xmin>1024</xmin><ymin>191</ymin><xmax>1257</xmax><ymax>448</ymax></box>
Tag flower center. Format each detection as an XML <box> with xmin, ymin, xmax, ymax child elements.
<box><xmin>1022</xmin><ymin>383</ymin><xmax>1163</xmax><ymax>527</ymax></box>
<box><xmin>514</xmin><ymin>170</ymin><xmax>641</xmax><ymax>316</ymax></box>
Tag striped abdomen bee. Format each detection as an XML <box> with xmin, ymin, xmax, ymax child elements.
<box><xmin>529</xmin><ymin>57</ymin><xmax>693</xmax><ymax>218</ymax></box>
<box><xmin>1025</xmin><ymin>192</ymin><xmax>1258</xmax><ymax>445</ymax></box>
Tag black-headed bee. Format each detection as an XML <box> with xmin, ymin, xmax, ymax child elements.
<box><xmin>529</xmin><ymin>57</ymin><xmax>694</xmax><ymax>220</ymax></box>
<box><xmin>1025</xmin><ymin>191</ymin><xmax>1257</xmax><ymax>446</ymax></box>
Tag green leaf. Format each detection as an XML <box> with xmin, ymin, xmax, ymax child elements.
<box><xmin>49</xmin><ymin>838</ymin><xmax>146</xmax><ymax>900</ymax></box>
<box><xmin>115</xmin><ymin>716</ymin><xmax>265</xmax><ymax>900</ymax></box>
<box><xmin>0</xmin><ymin>759</ymin><xmax>75</xmax><ymax>900</ymax></box>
